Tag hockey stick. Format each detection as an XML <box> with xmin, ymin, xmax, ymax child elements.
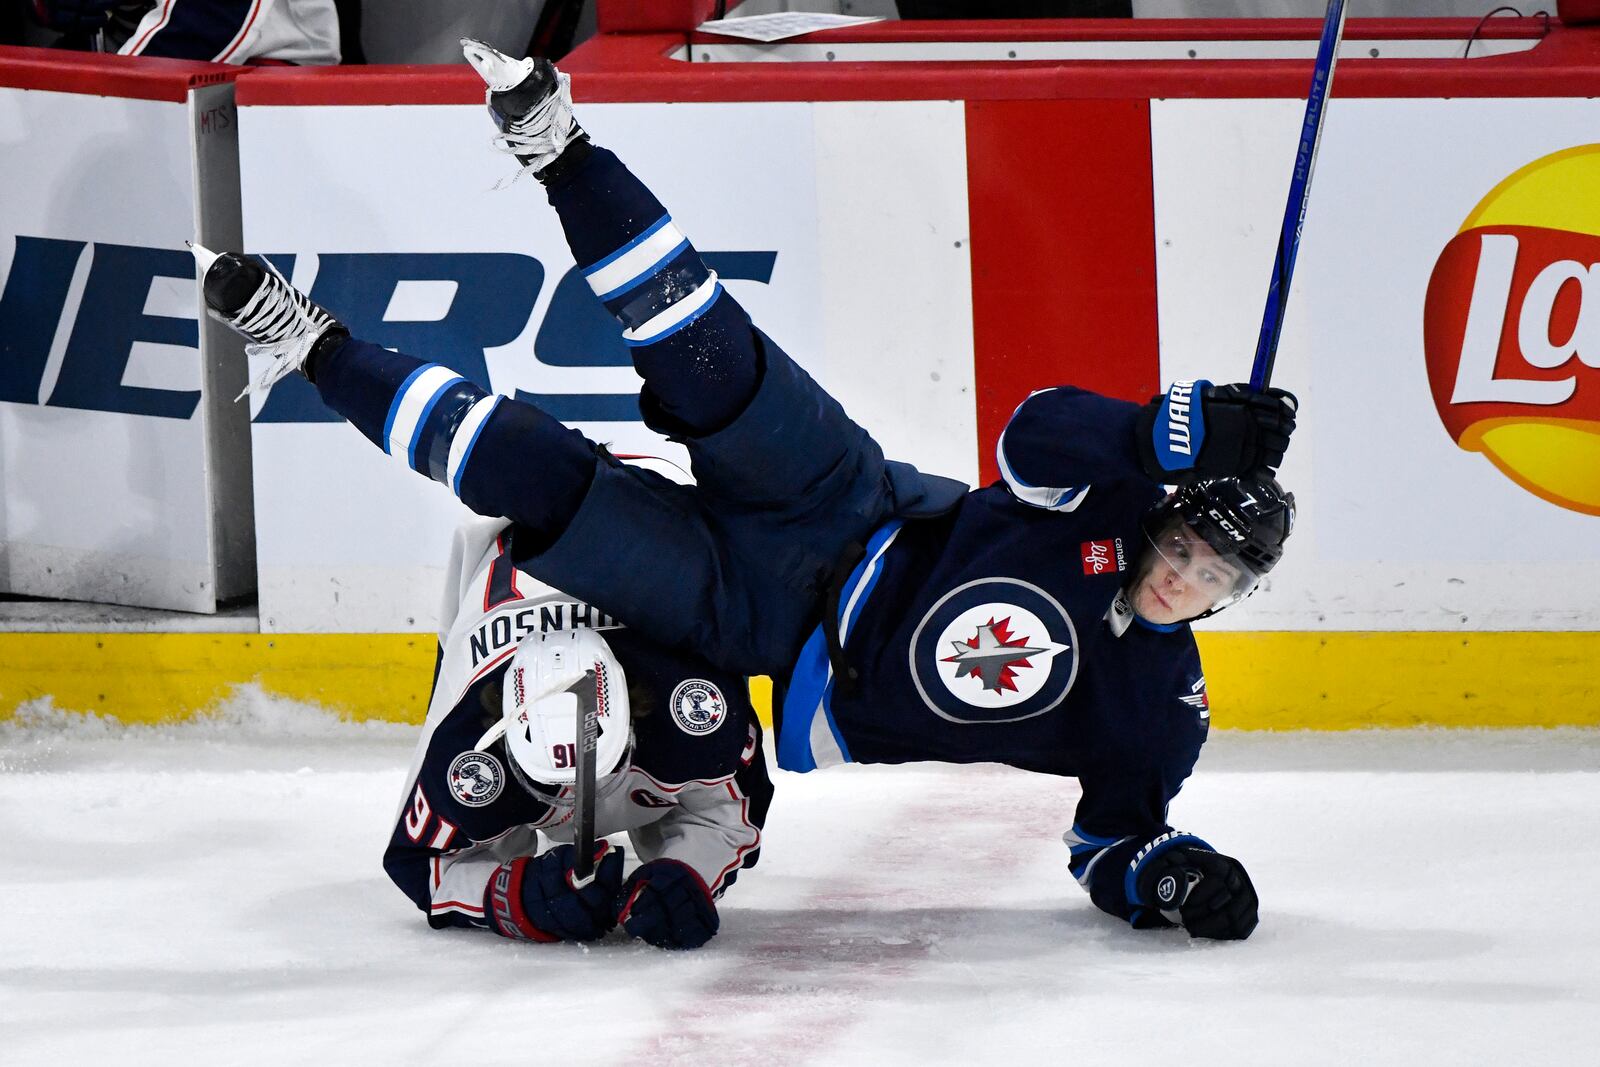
<box><xmin>1249</xmin><ymin>0</ymin><xmax>1349</xmax><ymax>391</ymax></box>
<box><xmin>570</xmin><ymin>673</ymin><xmax>601</xmax><ymax>888</ymax></box>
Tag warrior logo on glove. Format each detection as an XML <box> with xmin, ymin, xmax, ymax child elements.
<box><xmin>1155</xmin><ymin>872</ymin><xmax>1184</xmax><ymax>906</ymax></box>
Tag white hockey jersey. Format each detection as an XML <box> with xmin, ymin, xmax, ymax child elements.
<box><xmin>382</xmin><ymin>517</ymin><xmax>771</xmax><ymax>931</ymax></box>
<box><xmin>120</xmin><ymin>0</ymin><xmax>339</xmax><ymax>65</ymax></box>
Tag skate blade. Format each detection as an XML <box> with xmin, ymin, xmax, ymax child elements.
<box><xmin>187</xmin><ymin>240</ymin><xmax>222</xmax><ymax>275</ymax></box>
<box><xmin>460</xmin><ymin>38</ymin><xmax>531</xmax><ymax>92</ymax></box>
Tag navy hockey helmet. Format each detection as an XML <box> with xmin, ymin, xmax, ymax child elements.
<box><xmin>1139</xmin><ymin>473</ymin><xmax>1296</xmax><ymax>618</ymax></box>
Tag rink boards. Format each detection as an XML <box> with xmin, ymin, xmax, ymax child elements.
<box><xmin>3</xmin><ymin>630</ymin><xmax>1594</xmax><ymax>729</ymax></box>
<box><xmin>3</xmin><ymin>44</ymin><xmax>1600</xmax><ymax>727</ymax></box>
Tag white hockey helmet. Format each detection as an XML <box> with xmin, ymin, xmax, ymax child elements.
<box><xmin>483</xmin><ymin>628</ymin><xmax>632</xmax><ymax>793</ymax></box>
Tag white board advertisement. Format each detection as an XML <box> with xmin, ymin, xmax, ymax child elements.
<box><xmin>1152</xmin><ymin>97</ymin><xmax>1600</xmax><ymax>630</ymax></box>
<box><xmin>239</xmin><ymin>100</ymin><xmax>975</xmax><ymax>632</ymax></box>
<box><xmin>0</xmin><ymin>85</ymin><xmax>246</xmax><ymax>613</ymax></box>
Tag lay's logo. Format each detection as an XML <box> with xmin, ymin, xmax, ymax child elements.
<box><xmin>1424</xmin><ymin>145</ymin><xmax>1600</xmax><ymax>516</ymax></box>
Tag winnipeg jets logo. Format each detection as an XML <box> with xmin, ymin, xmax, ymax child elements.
<box><xmin>910</xmin><ymin>579</ymin><xmax>1078</xmax><ymax>725</ymax></box>
<box><xmin>942</xmin><ymin>617</ymin><xmax>1054</xmax><ymax>694</ymax></box>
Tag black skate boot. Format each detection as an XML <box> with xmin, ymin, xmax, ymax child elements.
<box><xmin>191</xmin><ymin>242</ymin><xmax>348</xmax><ymax>396</ymax></box>
<box><xmin>461</xmin><ymin>37</ymin><xmax>591</xmax><ymax>184</ymax></box>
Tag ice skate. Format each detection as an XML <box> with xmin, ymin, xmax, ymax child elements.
<box><xmin>461</xmin><ymin>37</ymin><xmax>588</xmax><ymax>180</ymax></box>
<box><xmin>190</xmin><ymin>242</ymin><xmax>347</xmax><ymax>397</ymax></box>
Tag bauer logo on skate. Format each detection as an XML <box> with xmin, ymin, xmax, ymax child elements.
<box><xmin>909</xmin><ymin>579</ymin><xmax>1078</xmax><ymax>725</ymax></box>
<box><xmin>1424</xmin><ymin>145</ymin><xmax>1600</xmax><ymax>516</ymax></box>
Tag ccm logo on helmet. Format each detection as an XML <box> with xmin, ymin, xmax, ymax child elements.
<box><xmin>1205</xmin><ymin>507</ymin><xmax>1245</xmax><ymax>543</ymax></box>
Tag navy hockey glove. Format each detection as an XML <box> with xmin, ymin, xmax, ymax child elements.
<box><xmin>484</xmin><ymin>842</ymin><xmax>625</xmax><ymax>943</ymax></box>
<box><xmin>1137</xmin><ymin>380</ymin><xmax>1297</xmax><ymax>481</ymax></box>
<box><xmin>1136</xmin><ymin>846</ymin><xmax>1259</xmax><ymax>941</ymax></box>
<box><xmin>615</xmin><ymin>859</ymin><xmax>720</xmax><ymax>950</ymax></box>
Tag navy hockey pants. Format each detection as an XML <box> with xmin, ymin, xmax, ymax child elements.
<box><xmin>311</xmin><ymin>144</ymin><xmax>963</xmax><ymax>676</ymax></box>
<box><xmin>525</xmin><ymin>146</ymin><xmax>962</xmax><ymax>677</ymax></box>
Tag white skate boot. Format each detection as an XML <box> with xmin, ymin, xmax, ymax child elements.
<box><xmin>461</xmin><ymin>38</ymin><xmax>589</xmax><ymax>181</ymax></box>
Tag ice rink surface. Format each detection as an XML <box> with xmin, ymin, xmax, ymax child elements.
<box><xmin>3</xmin><ymin>694</ymin><xmax>1598</xmax><ymax>1067</ymax></box>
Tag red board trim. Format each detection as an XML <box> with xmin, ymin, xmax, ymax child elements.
<box><xmin>689</xmin><ymin>17</ymin><xmax>1550</xmax><ymax>45</ymax></box>
<box><xmin>234</xmin><ymin>64</ymin><xmax>479</xmax><ymax>105</ymax></box>
<box><xmin>232</xmin><ymin>22</ymin><xmax>1600</xmax><ymax>107</ymax></box>
<box><xmin>966</xmin><ymin>99</ymin><xmax>1161</xmax><ymax>486</ymax></box>
<box><xmin>0</xmin><ymin>45</ymin><xmax>236</xmax><ymax>102</ymax></box>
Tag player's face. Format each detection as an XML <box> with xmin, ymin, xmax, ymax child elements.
<box><xmin>1129</xmin><ymin>523</ymin><xmax>1244</xmax><ymax>625</ymax></box>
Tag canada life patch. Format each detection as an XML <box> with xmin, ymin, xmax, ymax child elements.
<box><xmin>670</xmin><ymin>679</ymin><xmax>727</xmax><ymax>736</ymax></box>
<box><xmin>1080</xmin><ymin>538</ymin><xmax>1127</xmax><ymax>575</ymax></box>
<box><xmin>447</xmin><ymin>751</ymin><xmax>506</xmax><ymax>808</ymax></box>
<box><xmin>909</xmin><ymin>578</ymin><xmax>1078</xmax><ymax>724</ymax></box>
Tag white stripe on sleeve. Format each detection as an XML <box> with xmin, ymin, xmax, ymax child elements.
<box><xmin>584</xmin><ymin>218</ymin><xmax>690</xmax><ymax>300</ymax></box>
<box><xmin>446</xmin><ymin>395</ymin><xmax>504</xmax><ymax>494</ymax></box>
<box><xmin>385</xmin><ymin>365</ymin><xmax>464</xmax><ymax>459</ymax></box>
<box><xmin>996</xmin><ymin>422</ymin><xmax>1091</xmax><ymax>512</ymax></box>
<box><xmin>621</xmin><ymin>273</ymin><xmax>721</xmax><ymax>346</ymax></box>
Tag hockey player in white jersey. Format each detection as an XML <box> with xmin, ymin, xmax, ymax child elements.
<box><xmin>382</xmin><ymin>513</ymin><xmax>771</xmax><ymax>950</ymax></box>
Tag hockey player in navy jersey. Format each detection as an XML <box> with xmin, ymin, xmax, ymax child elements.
<box><xmin>194</xmin><ymin>41</ymin><xmax>1297</xmax><ymax>943</ymax></box>
<box><xmin>380</xmin><ymin>513</ymin><xmax>770</xmax><ymax>950</ymax></box>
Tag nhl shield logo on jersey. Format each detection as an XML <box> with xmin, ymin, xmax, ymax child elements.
<box><xmin>670</xmin><ymin>679</ymin><xmax>727</xmax><ymax>735</ymax></box>
<box><xmin>909</xmin><ymin>578</ymin><xmax>1078</xmax><ymax>724</ymax></box>
<box><xmin>447</xmin><ymin>751</ymin><xmax>506</xmax><ymax>808</ymax></box>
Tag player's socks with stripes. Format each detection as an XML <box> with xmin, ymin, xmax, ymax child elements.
<box><xmin>461</xmin><ymin>42</ymin><xmax>757</xmax><ymax>432</ymax></box>
<box><xmin>544</xmin><ymin>146</ymin><xmax>758</xmax><ymax>434</ymax></box>
<box><xmin>310</xmin><ymin>337</ymin><xmax>596</xmax><ymax>552</ymax></box>
<box><xmin>191</xmin><ymin>243</ymin><xmax>349</xmax><ymax>396</ymax></box>
<box><xmin>193</xmin><ymin>244</ymin><xmax>593</xmax><ymax>548</ymax></box>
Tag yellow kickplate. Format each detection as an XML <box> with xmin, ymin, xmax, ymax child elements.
<box><xmin>0</xmin><ymin>633</ymin><xmax>437</xmax><ymax>725</ymax></box>
<box><xmin>1195</xmin><ymin>631</ymin><xmax>1600</xmax><ymax>729</ymax></box>
<box><xmin>0</xmin><ymin>631</ymin><xmax>1595</xmax><ymax>729</ymax></box>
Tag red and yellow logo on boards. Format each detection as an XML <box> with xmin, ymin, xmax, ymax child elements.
<box><xmin>1424</xmin><ymin>145</ymin><xmax>1600</xmax><ymax>516</ymax></box>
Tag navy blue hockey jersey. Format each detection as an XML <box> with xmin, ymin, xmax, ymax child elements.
<box><xmin>778</xmin><ymin>387</ymin><xmax>1216</xmax><ymax>927</ymax></box>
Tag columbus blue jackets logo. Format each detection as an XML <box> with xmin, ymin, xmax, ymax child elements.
<box><xmin>909</xmin><ymin>578</ymin><xmax>1078</xmax><ymax>724</ymax></box>
<box><xmin>670</xmin><ymin>679</ymin><xmax>727</xmax><ymax>735</ymax></box>
<box><xmin>447</xmin><ymin>751</ymin><xmax>505</xmax><ymax>808</ymax></box>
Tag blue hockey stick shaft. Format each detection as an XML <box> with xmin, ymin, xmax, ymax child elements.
<box><xmin>1249</xmin><ymin>0</ymin><xmax>1349</xmax><ymax>391</ymax></box>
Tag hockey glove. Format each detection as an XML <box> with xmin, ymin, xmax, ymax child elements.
<box><xmin>615</xmin><ymin>859</ymin><xmax>720</xmax><ymax>950</ymax></box>
<box><xmin>1136</xmin><ymin>381</ymin><xmax>1297</xmax><ymax>481</ymax></box>
<box><xmin>1136</xmin><ymin>846</ymin><xmax>1259</xmax><ymax>941</ymax></box>
<box><xmin>483</xmin><ymin>842</ymin><xmax>625</xmax><ymax>942</ymax></box>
